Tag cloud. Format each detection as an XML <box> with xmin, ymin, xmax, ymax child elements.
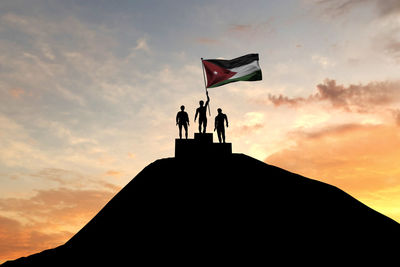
<box><xmin>8</xmin><ymin>88</ymin><xmax>26</xmax><ymax>98</ymax></box>
<box><xmin>232</xmin><ymin>123</ymin><xmax>264</xmax><ymax>137</ymax></box>
<box><xmin>228</xmin><ymin>24</ymin><xmax>253</xmax><ymax>32</ymax></box>
<box><xmin>231</xmin><ymin>112</ymin><xmax>265</xmax><ymax>137</ymax></box>
<box><xmin>265</xmin><ymin>123</ymin><xmax>400</xmax><ymax>221</ymax></box>
<box><xmin>0</xmin><ymin>215</ymin><xmax>70</xmax><ymax>263</ymax></box>
<box><xmin>227</xmin><ymin>20</ymin><xmax>275</xmax><ymax>37</ymax></box>
<box><xmin>0</xmin><ymin>188</ymin><xmax>115</xmax><ymax>223</ymax></box>
<box><xmin>0</xmin><ymin>187</ymin><xmax>116</xmax><ymax>263</ymax></box>
<box><xmin>315</xmin><ymin>0</ymin><xmax>400</xmax><ymax>17</ymax></box>
<box><xmin>28</xmin><ymin>167</ymin><xmax>122</xmax><ymax>192</ymax></box>
<box><xmin>376</xmin><ymin>0</ymin><xmax>400</xmax><ymax>16</ymax></box>
<box><xmin>267</xmin><ymin>79</ymin><xmax>400</xmax><ymax>113</ymax></box>
<box><xmin>314</xmin><ymin>79</ymin><xmax>397</xmax><ymax>111</ymax></box>
<box><xmin>384</xmin><ymin>37</ymin><xmax>400</xmax><ymax>59</ymax></box>
<box><xmin>134</xmin><ymin>37</ymin><xmax>150</xmax><ymax>52</ymax></box>
<box><xmin>0</xmin><ymin>13</ymin><xmax>109</xmax><ymax>106</ymax></box>
<box><xmin>311</xmin><ymin>54</ymin><xmax>335</xmax><ymax>68</ymax></box>
<box><xmin>106</xmin><ymin>170</ymin><xmax>122</xmax><ymax>177</ymax></box>
<box><xmin>0</xmin><ymin>114</ymin><xmax>52</xmax><ymax>168</ymax></box>
<box><xmin>311</xmin><ymin>0</ymin><xmax>400</xmax><ymax>62</ymax></box>
<box><xmin>126</xmin><ymin>37</ymin><xmax>151</xmax><ymax>59</ymax></box>
<box><xmin>315</xmin><ymin>0</ymin><xmax>369</xmax><ymax>16</ymax></box>
<box><xmin>293</xmin><ymin>123</ymin><xmax>363</xmax><ymax>139</ymax></box>
<box><xmin>45</xmin><ymin>120</ymin><xmax>98</xmax><ymax>146</ymax></box>
<box><xmin>267</xmin><ymin>94</ymin><xmax>307</xmax><ymax>107</ymax></box>
<box><xmin>30</xmin><ymin>168</ymin><xmax>84</xmax><ymax>186</ymax></box>
<box><xmin>0</xmin><ymin>111</ymin><xmax>119</xmax><ymax>173</ymax></box>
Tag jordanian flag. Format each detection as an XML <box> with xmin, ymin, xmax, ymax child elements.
<box><xmin>202</xmin><ymin>53</ymin><xmax>262</xmax><ymax>88</ymax></box>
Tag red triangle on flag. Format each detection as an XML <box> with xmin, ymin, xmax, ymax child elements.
<box><xmin>202</xmin><ymin>60</ymin><xmax>237</xmax><ymax>88</ymax></box>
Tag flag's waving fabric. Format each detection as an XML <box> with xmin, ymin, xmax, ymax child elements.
<box><xmin>202</xmin><ymin>54</ymin><xmax>262</xmax><ymax>88</ymax></box>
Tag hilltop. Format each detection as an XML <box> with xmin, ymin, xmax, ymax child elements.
<box><xmin>3</xmin><ymin>154</ymin><xmax>399</xmax><ymax>265</ymax></box>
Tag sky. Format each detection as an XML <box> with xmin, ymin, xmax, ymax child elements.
<box><xmin>1</xmin><ymin>0</ymin><xmax>400</xmax><ymax>262</ymax></box>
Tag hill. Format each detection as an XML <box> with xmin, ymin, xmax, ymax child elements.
<box><xmin>3</xmin><ymin>154</ymin><xmax>400</xmax><ymax>265</ymax></box>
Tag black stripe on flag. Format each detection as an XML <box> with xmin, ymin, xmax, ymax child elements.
<box><xmin>204</xmin><ymin>53</ymin><xmax>259</xmax><ymax>69</ymax></box>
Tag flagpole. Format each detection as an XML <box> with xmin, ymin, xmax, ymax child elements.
<box><xmin>201</xmin><ymin>58</ymin><xmax>211</xmax><ymax>116</ymax></box>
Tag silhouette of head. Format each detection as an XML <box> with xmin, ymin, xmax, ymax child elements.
<box><xmin>180</xmin><ymin>105</ymin><xmax>185</xmax><ymax>111</ymax></box>
<box><xmin>199</xmin><ymin>100</ymin><xmax>204</xmax><ymax>106</ymax></box>
<box><xmin>217</xmin><ymin>108</ymin><xmax>222</xmax><ymax>114</ymax></box>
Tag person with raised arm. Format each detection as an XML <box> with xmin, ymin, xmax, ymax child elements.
<box><xmin>194</xmin><ymin>91</ymin><xmax>210</xmax><ymax>134</ymax></box>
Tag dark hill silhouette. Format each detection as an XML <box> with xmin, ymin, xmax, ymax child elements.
<box><xmin>3</xmin><ymin>154</ymin><xmax>400</xmax><ymax>265</ymax></box>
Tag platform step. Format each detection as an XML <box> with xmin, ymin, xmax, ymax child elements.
<box><xmin>175</xmin><ymin>134</ymin><xmax>231</xmax><ymax>159</ymax></box>
<box><xmin>194</xmin><ymin>133</ymin><xmax>213</xmax><ymax>143</ymax></box>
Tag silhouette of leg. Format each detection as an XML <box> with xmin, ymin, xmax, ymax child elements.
<box><xmin>203</xmin><ymin>119</ymin><xmax>207</xmax><ymax>134</ymax></box>
<box><xmin>221</xmin><ymin>127</ymin><xmax>225</xmax><ymax>143</ymax></box>
<box><xmin>198</xmin><ymin>120</ymin><xmax>202</xmax><ymax>133</ymax></box>
<box><xmin>217</xmin><ymin>129</ymin><xmax>222</xmax><ymax>143</ymax></box>
<box><xmin>178</xmin><ymin>124</ymin><xmax>182</xmax><ymax>139</ymax></box>
<box><xmin>183</xmin><ymin>124</ymin><xmax>188</xmax><ymax>139</ymax></box>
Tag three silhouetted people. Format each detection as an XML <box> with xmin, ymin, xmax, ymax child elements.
<box><xmin>214</xmin><ymin>108</ymin><xmax>228</xmax><ymax>143</ymax></box>
<box><xmin>176</xmin><ymin>105</ymin><xmax>189</xmax><ymax>139</ymax></box>
<box><xmin>177</xmin><ymin>93</ymin><xmax>229</xmax><ymax>142</ymax></box>
<box><xmin>194</xmin><ymin>91</ymin><xmax>210</xmax><ymax>133</ymax></box>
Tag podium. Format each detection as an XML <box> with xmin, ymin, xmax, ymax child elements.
<box><xmin>175</xmin><ymin>133</ymin><xmax>232</xmax><ymax>159</ymax></box>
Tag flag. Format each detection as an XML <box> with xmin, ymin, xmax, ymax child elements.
<box><xmin>202</xmin><ymin>53</ymin><xmax>262</xmax><ymax>88</ymax></box>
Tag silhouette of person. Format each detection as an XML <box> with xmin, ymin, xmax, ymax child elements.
<box><xmin>176</xmin><ymin>105</ymin><xmax>189</xmax><ymax>139</ymax></box>
<box><xmin>214</xmin><ymin>108</ymin><xmax>228</xmax><ymax>143</ymax></box>
<box><xmin>194</xmin><ymin>91</ymin><xmax>210</xmax><ymax>133</ymax></box>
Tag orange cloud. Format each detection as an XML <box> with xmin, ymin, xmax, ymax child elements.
<box><xmin>8</xmin><ymin>88</ymin><xmax>25</xmax><ymax>98</ymax></box>
<box><xmin>0</xmin><ymin>215</ymin><xmax>70</xmax><ymax>264</ymax></box>
<box><xmin>0</xmin><ymin>187</ymin><xmax>116</xmax><ymax>263</ymax></box>
<box><xmin>106</xmin><ymin>170</ymin><xmax>122</xmax><ymax>177</ymax></box>
<box><xmin>30</xmin><ymin>168</ymin><xmax>84</xmax><ymax>185</ymax></box>
<box><xmin>265</xmin><ymin>123</ymin><xmax>400</xmax><ymax>222</ymax></box>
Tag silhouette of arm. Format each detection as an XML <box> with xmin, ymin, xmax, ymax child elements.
<box><xmin>194</xmin><ymin>109</ymin><xmax>198</xmax><ymax>122</ymax></box>
<box><xmin>205</xmin><ymin>91</ymin><xmax>210</xmax><ymax>108</ymax></box>
<box><xmin>225</xmin><ymin>114</ymin><xmax>229</xmax><ymax>127</ymax></box>
<box><xmin>176</xmin><ymin>112</ymin><xmax>179</xmax><ymax>125</ymax></box>
<box><xmin>214</xmin><ymin>116</ymin><xmax>217</xmax><ymax>131</ymax></box>
<box><xmin>186</xmin><ymin>112</ymin><xmax>190</xmax><ymax>126</ymax></box>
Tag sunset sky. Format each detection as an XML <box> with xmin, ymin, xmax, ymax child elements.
<box><xmin>1</xmin><ymin>0</ymin><xmax>400</xmax><ymax>263</ymax></box>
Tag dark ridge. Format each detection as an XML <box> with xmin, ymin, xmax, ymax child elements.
<box><xmin>3</xmin><ymin>154</ymin><xmax>399</xmax><ymax>265</ymax></box>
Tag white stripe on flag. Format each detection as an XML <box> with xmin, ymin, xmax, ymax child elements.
<box><xmin>229</xmin><ymin>60</ymin><xmax>261</xmax><ymax>79</ymax></box>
